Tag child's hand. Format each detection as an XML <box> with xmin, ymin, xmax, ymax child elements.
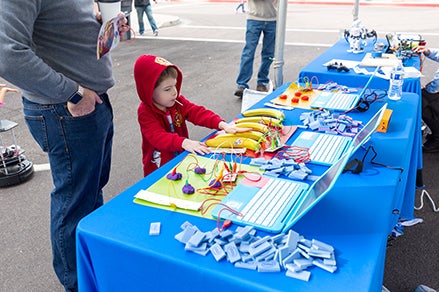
<box><xmin>182</xmin><ymin>139</ymin><xmax>211</xmax><ymax>155</ymax></box>
<box><xmin>116</xmin><ymin>13</ymin><xmax>130</xmax><ymax>37</ymax></box>
<box><xmin>0</xmin><ymin>85</ymin><xmax>20</xmax><ymax>105</ymax></box>
<box><xmin>219</xmin><ymin>121</ymin><xmax>251</xmax><ymax>134</ymax></box>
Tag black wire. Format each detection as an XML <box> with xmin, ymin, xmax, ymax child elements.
<box><xmin>362</xmin><ymin>145</ymin><xmax>404</xmax><ymax>173</ymax></box>
<box><xmin>345</xmin><ymin>88</ymin><xmax>387</xmax><ymax>114</ymax></box>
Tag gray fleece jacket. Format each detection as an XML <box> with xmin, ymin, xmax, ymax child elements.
<box><xmin>0</xmin><ymin>0</ymin><xmax>114</xmax><ymax>104</ymax></box>
<box><xmin>247</xmin><ymin>0</ymin><xmax>278</xmax><ymax>22</ymax></box>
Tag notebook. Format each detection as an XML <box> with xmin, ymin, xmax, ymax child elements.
<box><xmin>211</xmin><ymin>151</ymin><xmax>351</xmax><ymax>233</ymax></box>
<box><xmin>310</xmin><ymin>72</ymin><xmax>376</xmax><ymax>111</ymax></box>
<box><xmin>290</xmin><ymin>103</ymin><xmax>388</xmax><ymax>165</ymax></box>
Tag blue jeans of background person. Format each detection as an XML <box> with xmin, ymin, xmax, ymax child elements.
<box><xmin>136</xmin><ymin>5</ymin><xmax>158</xmax><ymax>34</ymax></box>
<box><xmin>236</xmin><ymin>19</ymin><xmax>276</xmax><ymax>89</ymax></box>
<box><xmin>22</xmin><ymin>94</ymin><xmax>114</xmax><ymax>292</ymax></box>
<box><xmin>236</xmin><ymin>3</ymin><xmax>245</xmax><ymax>12</ymax></box>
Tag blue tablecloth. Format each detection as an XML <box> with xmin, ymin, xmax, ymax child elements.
<box><xmin>77</xmin><ymin>83</ymin><xmax>420</xmax><ymax>292</ymax></box>
<box><xmin>299</xmin><ymin>38</ymin><xmax>422</xmax><ymax>220</ymax></box>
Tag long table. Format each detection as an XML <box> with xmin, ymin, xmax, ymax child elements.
<box><xmin>298</xmin><ymin>38</ymin><xmax>422</xmax><ymax>96</ymax></box>
<box><xmin>77</xmin><ymin>83</ymin><xmax>420</xmax><ymax>292</ymax></box>
<box><xmin>299</xmin><ymin>38</ymin><xmax>423</xmax><ymax>221</ymax></box>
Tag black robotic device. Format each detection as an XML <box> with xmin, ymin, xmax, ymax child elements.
<box><xmin>0</xmin><ymin>120</ymin><xmax>34</xmax><ymax>187</ymax></box>
<box><xmin>327</xmin><ymin>62</ymin><xmax>350</xmax><ymax>73</ymax></box>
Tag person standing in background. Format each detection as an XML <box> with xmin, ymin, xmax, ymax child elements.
<box><xmin>121</xmin><ymin>0</ymin><xmax>134</xmax><ymax>40</ymax></box>
<box><xmin>0</xmin><ymin>1</ymin><xmax>127</xmax><ymax>291</ymax></box>
<box><xmin>413</xmin><ymin>44</ymin><xmax>439</xmax><ymax>153</ymax></box>
<box><xmin>236</xmin><ymin>0</ymin><xmax>246</xmax><ymax>13</ymax></box>
<box><xmin>234</xmin><ymin>0</ymin><xmax>278</xmax><ymax>98</ymax></box>
<box><xmin>135</xmin><ymin>0</ymin><xmax>159</xmax><ymax>36</ymax></box>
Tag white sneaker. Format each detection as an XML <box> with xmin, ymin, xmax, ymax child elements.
<box><xmin>414</xmin><ymin>285</ymin><xmax>437</xmax><ymax>292</ymax></box>
<box><xmin>153</xmin><ymin>30</ymin><xmax>159</xmax><ymax>36</ymax></box>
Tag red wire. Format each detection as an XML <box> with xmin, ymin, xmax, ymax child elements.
<box><xmin>216</xmin><ymin>205</ymin><xmax>243</xmax><ymax>232</ymax></box>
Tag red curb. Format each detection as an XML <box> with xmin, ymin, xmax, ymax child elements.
<box><xmin>207</xmin><ymin>0</ymin><xmax>439</xmax><ymax>8</ymax></box>
<box><xmin>290</xmin><ymin>1</ymin><xmax>439</xmax><ymax>7</ymax></box>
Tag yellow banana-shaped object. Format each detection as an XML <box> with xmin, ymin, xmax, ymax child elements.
<box><xmin>215</xmin><ymin>131</ymin><xmax>264</xmax><ymax>142</ymax></box>
<box><xmin>241</xmin><ymin>108</ymin><xmax>285</xmax><ymax>120</ymax></box>
<box><xmin>235</xmin><ymin>116</ymin><xmax>283</xmax><ymax>127</ymax></box>
<box><xmin>235</xmin><ymin>122</ymin><xmax>268</xmax><ymax>133</ymax></box>
<box><xmin>206</xmin><ymin>136</ymin><xmax>261</xmax><ymax>152</ymax></box>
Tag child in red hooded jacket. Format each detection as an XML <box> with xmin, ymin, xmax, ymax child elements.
<box><xmin>134</xmin><ymin>55</ymin><xmax>246</xmax><ymax>176</ymax></box>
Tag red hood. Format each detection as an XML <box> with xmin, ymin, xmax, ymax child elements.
<box><xmin>134</xmin><ymin>55</ymin><xmax>183</xmax><ymax>106</ymax></box>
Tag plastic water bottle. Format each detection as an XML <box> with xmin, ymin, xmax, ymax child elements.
<box><xmin>388</xmin><ymin>61</ymin><xmax>404</xmax><ymax>101</ymax></box>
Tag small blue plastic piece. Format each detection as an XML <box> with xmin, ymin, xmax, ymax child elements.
<box><xmin>249</xmin><ymin>236</ymin><xmax>271</xmax><ymax>249</ymax></box>
<box><xmin>149</xmin><ymin>222</ymin><xmax>161</xmax><ymax>236</ymax></box>
<box><xmin>235</xmin><ymin>225</ymin><xmax>254</xmax><ymax>240</ymax></box>
<box><xmin>264</xmin><ymin>171</ymin><xmax>281</xmax><ymax>178</ymax></box>
<box><xmin>210</xmin><ymin>243</ymin><xmax>226</xmax><ymax>262</ymax></box>
<box><xmin>287</xmin><ymin>170</ymin><xmax>308</xmax><ymax>180</ymax></box>
<box><xmin>213</xmin><ymin>237</ymin><xmax>228</xmax><ymax>246</ymax></box>
<box><xmin>271</xmin><ymin>233</ymin><xmax>286</xmax><ymax>245</ymax></box>
<box><xmin>224</xmin><ymin>242</ymin><xmax>241</xmax><ymax>263</ymax></box>
<box><xmin>308</xmin><ymin>248</ymin><xmax>332</xmax><ymax>259</ymax></box>
<box><xmin>238</xmin><ymin>242</ymin><xmax>250</xmax><ymax>253</ymax></box>
<box><xmin>312</xmin><ymin>239</ymin><xmax>335</xmax><ymax>252</ymax></box>
<box><xmin>277</xmin><ymin>246</ymin><xmax>290</xmax><ymax>264</ymax></box>
<box><xmin>312</xmin><ymin>258</ymin><xmax>337</xmax><ymax>273</ymax></box>
<box><xmin>281</xmin><ymin>248</ymin><xmax>302</xmax><ymax>267</ymax></box>
<box><xmin>185</xmin><ymin>242</ymin><xmax>208</xmax><ymax>253</ymax></box>
<box><xmin>249</xmin><ymin>158</ymin><xmax>268</xmax><ymax>166</ymax></box>
<box><xmin>293</xmin><ymin>258</ymin><xmax>313</xmax><ymax>270</ymax></box>
<box><xmin>257</xmin><ymin>260</ymin><xmax>281</xmax><ymax>272</ymax></box>
<box><xmin>240</xmin><ymin>253</ymin><xmax>253</xmax><ymax>263</ymax></box>
<box><xmin>254</xmin><ymin>246</ymin><xmax>276</xmax><ymax>262</ymax></box>
<box><xmin>187</xmin><ymin>230</ymin><xmax>206</xmax><ymax>247</ymax></box>
<box><xmin>219</xmin><ymin>229</ymin><xmax>234</xmax><ymax>239</ymax></box>
<box><xmin>180</xmin><ymin>221</ymin><xmax>193</xmax><ymax>230</ymax></box>
<box><xmin>323</xmin><ymin>256</ymin><xmax>337</xmax><ymax>266</ymax></box>
<box><xmin>235</xmin><ymin>261</ymin><xmax>257</xmax><ymax>270</ymax></box>
<box><xmin>248</xmin><ymin>241</ymin><xmax>271</xmax><ymax>257</ymax></box>
<box><xmin>174</xmin><ymin>225</ymin><xmax>197</xmax><ymax>244</ymax></box>
<box><xmin>285</xmin><ymin>269</ymin><xmax>311</xmax><ymax>281</ymax></box>
<box><xmin>286</xmin><ymin>230</ymin><xmax>300</xmax><ymax>251</ymax></box>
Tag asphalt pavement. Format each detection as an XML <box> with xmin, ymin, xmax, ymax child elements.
<box><xmin>1</xmin><ymin>1</ymin><xmax>439</xmax><ymax>291</ymax></box>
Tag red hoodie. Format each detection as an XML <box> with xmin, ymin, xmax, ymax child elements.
<box><xmin>134</xmin><ymin>55</ymin><xmax>224</xmax><ymax>176</ymax></box>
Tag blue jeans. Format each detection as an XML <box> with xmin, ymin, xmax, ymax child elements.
<box><xmin>236</xmin><ymin>19</ymin><xmax>276</xmax><ymax>88</ymax></box>
<box><xmin>136</xmin><ymin>5</ymin><xmax>158</xmax><ymax>34</ymax></box>
<box><xmin>22</xmin><ymin>94</ymin><xmax>114</xmax><ymax>292</ymax></box>
<box><xmin>236</xmin><ymin>3</ymin><xmax>245</xmax><ymax>12</ymax></box>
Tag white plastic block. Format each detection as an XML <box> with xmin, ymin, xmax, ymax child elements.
<box><xmin>210</xmin><ymin>243</ymin><xmax>226</xmax><ymax>262</ymax></box>
<box><xmin>224</xmin><ymin>242</ymin><xmax>241</xmax><ymax>264</ymax></box>
<box><xmin>257</xmin><ymin>260</ymin><xmax>281</xmax><ymax>272</ymax></box>
<box><xmin>313</xmin><ymin>259</ymin><xmax>337</xmax><ymax>273</ymax></box>
<box><xmin>149</xmin><ymin>222</ymin><xmax>161</xmax><ymax>236</ymax></box>
<box><xmin>285</xmin><ymin>269</ymin><xmax>311</xmax><ymax>281</ymax></box>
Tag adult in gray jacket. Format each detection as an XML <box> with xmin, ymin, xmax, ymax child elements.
<box><xmin>0</xmin><ymin>1</ymin><xmax>126</xmax><ymax>291</ymax></box>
